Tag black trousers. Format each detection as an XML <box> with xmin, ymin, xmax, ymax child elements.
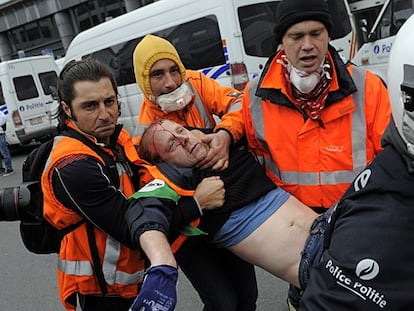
<box><xmin>175</xmin><ymin>236</ymin><xmax>258</xmax><ymax>311</ymax></box>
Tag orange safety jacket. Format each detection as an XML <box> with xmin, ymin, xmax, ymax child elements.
<box><xmin>42</xmin><ymin>122</ymin><xmax>145</xmax><ymax>310</ymax></box>
<box><xmin>133</xmin><ymin>70</ymin><xmax>244</xmax><ymax>144</ymax></box>
<box><xmin>243</xmin><ymin>47</ymin><xmax>391</xmax><ymax>209</ymax></box>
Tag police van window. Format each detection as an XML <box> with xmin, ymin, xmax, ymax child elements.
<box><xmin>38</xmin><ymin>71</ymin><xmax>58</xmax><ymax>95</ymax></box>
<box><xmin>13</xmin><ymin>76</ymin><xmax>39</xmax><ymax>101</ymax></box>
<box><xmin>238</xmin><ymin>2</ymin><xmax>278</xmax><ymax>57</ymax></box>
<box><xmin>82</xmin><ymin>37</ymin><xmax>142</xmax><ymax>87</ymax></box>
<box><xmin>81</xmin><ymin>15</ymin><xmax>224</xmax><ymax>87</ymax></box>
<box><xmin>327</xmin><ymin>0</ymin><xmax>352</xmax><ymax>40</ymax></box>
<box><xmin>352</xmin><ymin>5</ymin><xmax>383</xmax><ymax>46</ymax></box>
<box><xmin>369</xmin><ymin>0</ymin><xmax>414</xmax><ymax>40</ymax></box>
<box><xmin>390</xmin><ymin>0</ymin><xmax>413</xmax><ymax>35</ymax></box>
<box><xmin>155</xmin><ymin>15</ymin><xmax>225</xmax><ymax>70</ymax></box>
<box><xmin>238</xmin><ymin>0</ymin><xmax>352</xmax><ymax>57</ymax></box>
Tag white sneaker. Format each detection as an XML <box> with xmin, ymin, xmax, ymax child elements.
<box><xmin>2</xmin><ymin>169</ymin><xmax>14</xmax><ymax>176</ymax></box>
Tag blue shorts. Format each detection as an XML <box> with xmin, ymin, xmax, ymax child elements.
<box><xmin>213</xmin><ymin>188</ymin><xmax>290</xmax><ymax>248</ymax></box>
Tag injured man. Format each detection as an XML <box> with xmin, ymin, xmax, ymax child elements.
<box><xmin>135</xmin><ymin>118</ymin><xmax>328</xmax><ymax>293</ymax></box>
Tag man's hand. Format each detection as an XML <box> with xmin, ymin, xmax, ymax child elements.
<box><xmin>197</xmin><ymin>130</ymin><xmax>231</xmax><ymax>170</ymax></box>
<box><xmin>129</xmin><ymin>265</ymin><xmax>178</xmax><ymax>311</ymax></box>
<box><xmin>194</xmin><ymin>176</ymin><xmax>225</xmax><ymax>211</ymax></box>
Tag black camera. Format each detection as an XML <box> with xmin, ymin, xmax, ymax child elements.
<box><xmin>0</xmin><ymin>182</ymin><xmax>39</xmax><ymax>221</ymax></box>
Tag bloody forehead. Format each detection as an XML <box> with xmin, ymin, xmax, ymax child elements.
<box><xmin>148</xmin><ymin>120</ymin><xmax>184</xmax><ymax>157</ymax></box>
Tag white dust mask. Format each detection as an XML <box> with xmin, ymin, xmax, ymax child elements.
<box><xmin>155</xmin><ymin>83</ymin><xmax>192</xmax><ymax>113</ymax></box>
<box><xmin>289</xmin><ymin>66</ymin><xmax>322</xmax><ymax>94</ymax></box>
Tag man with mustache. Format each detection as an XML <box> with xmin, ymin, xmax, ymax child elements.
<box><xmin>41</xmin><ymin>59</ymin><xmax>223</xmax><ymax>311</ymax></box>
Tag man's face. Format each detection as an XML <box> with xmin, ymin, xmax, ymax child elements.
<box><xmin>150</xmin><ymin>59</ymin><xmax>182</xmax><ymax>98</ymax></box>
<box><xmin>281</xmin><ymin>20</ymin><xmax>329</xmax><ymax>73</ymax></box>
<box><xmin>63</xmin><ymin>77</ymin><xmax>119</xmax><ymax>144</ymax></box>
<box><xmin>147</xmin><ymin>120</ymin><xmax>209</xmax><ymax>167</ymax></box>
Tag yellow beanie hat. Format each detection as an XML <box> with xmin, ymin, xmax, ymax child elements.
<box><xmin>133</xmin><ymin>34</ymin><xmax>186</xmax><ymax>99</ymax></box>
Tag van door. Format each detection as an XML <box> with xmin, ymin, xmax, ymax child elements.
<box><xmin>8</xmin><ymin>57</ymin><xmax>58</xmax><ymax>144</ymax></box>
<box><xmin>30</xmin><ymin>57</ymin><xmax>59</xmax><ymax>127</ymax></box>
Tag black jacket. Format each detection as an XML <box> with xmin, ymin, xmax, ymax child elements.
<box><xmin>301</xmin><ymin>123</ymin><xmax>414</xmax><ymax>310</ymax></box>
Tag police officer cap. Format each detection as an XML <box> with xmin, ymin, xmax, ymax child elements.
<box><xmin>274</xmin><ymin>0</ymin><xmax>333</xmax><ymax>44</ymax></box>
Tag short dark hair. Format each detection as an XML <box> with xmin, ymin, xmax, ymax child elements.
<box><xmin>55</xmin><ymin>58</ymin><xmax>118</xmax><ymax>130</ymax></box>
<box><xmin>138</xmin><ymin>119</ymin><xmax>166</xmax><ymax>163</ymax></box>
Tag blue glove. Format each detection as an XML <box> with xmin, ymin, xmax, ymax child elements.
<box><xmin>129</xmin><ymin>265</ymin><xmax>178</xmax><ymax>311</ymax></box>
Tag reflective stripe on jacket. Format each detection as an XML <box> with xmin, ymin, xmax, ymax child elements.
<box><xmin>243</xmin><ymin>48</ymin><xmax>391</xmax><ymax>208</ymax></box>
<box><xmin>133</xmin><ymin>69</ymin><xmax>244</xmax><ymax>144</ymax></box>
<box><xmin>42</xmin><ymin>123</ymin><xmax>145</xmax><ymax>310</ymax></box>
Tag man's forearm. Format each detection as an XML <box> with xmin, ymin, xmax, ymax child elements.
<box><xmin>133</xmin><ymin>231</ymin><xmax>178</xmax><ymax>311</ymax></box>
<box><xmin>139</xmin><ymin>230</ymin><xmax>177</xmax><ymax>267</ymax></box>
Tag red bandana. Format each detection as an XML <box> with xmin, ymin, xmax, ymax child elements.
<box><xmin>283</xmin><ymin>57</ymin><xmax>333</xmax><ymax>124</ymax></box>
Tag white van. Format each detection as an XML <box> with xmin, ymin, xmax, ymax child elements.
<box><xmin>0</xmin><ymin>55</ymin><xmax>59</xmax><ymax>146</ymax></box>
<box><xmin>350</xmin><ymin>0</ymin><xmax>414</xmax><ymax>83</ymax></box>
<box><xmin>63</xmin><ymin>0</ymin><xmax>354</xmax><ymax>136</ymax></box>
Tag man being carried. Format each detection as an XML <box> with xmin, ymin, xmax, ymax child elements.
<box><xmin>137</xmin><ymin>118</ymin><xmax>324</xmax><ymax>291</ymax></box>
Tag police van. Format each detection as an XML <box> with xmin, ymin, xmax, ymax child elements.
<box><xmin>0</xmin><ymin>55</ymin><xmax>59</xmax><ymax>146</ymax></box>
<box><xmin>350</xmin><ymin>0</ymin><xmax>414</xmax><ymax>83</ymax></box>
<box><xmin>63</xmin><ymin>0</ymin><xmax>354</xmax><ymax>136</ymax></box>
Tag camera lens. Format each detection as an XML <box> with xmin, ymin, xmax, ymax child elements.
<box><xmin>0</xmin><ymin>185</ymin><xmax>32</xmax><ymax>221</ymax></box>
<box><xmin>0</xmin><ymin>187</ymin><xmax>20</xmax><ymax>221</ymax></box>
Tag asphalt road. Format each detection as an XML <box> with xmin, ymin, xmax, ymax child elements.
<box><xmin>0</xmin><ymin>146</ymin><xmax>289</xmax><ymax>310</ymax></box>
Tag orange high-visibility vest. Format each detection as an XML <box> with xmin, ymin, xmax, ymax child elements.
<box><xmin>42</xmin><ymin>124</ymin><xmax>145</xmax><ymax>310</ymax></box>
<box><xmin>243</xmin><ymin>51</ymin><xmax>391</xmax><ymax>209</ymax></box>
